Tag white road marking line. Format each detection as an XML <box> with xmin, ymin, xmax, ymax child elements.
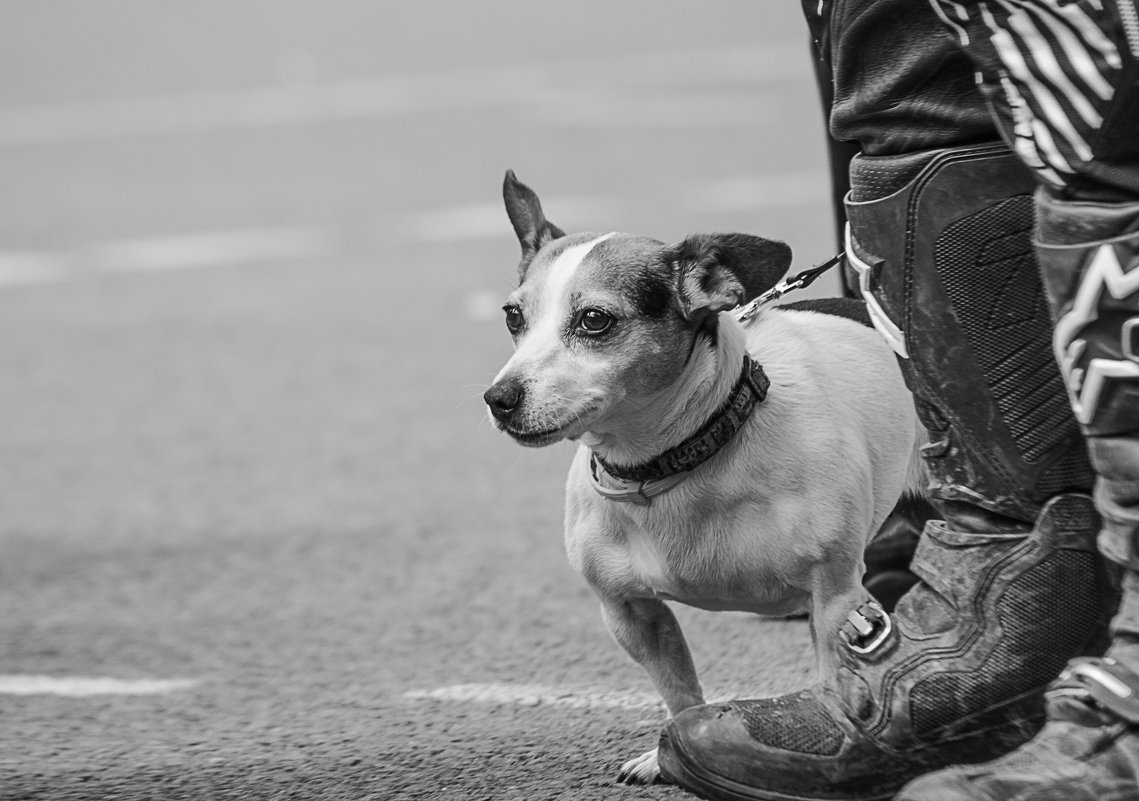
<box><xmin>398</xmin><ymin>197</ymin><xmax>620</xmax><ymax>244</ymax></box>
<box><xmin>0</xmin><ymin>252</ymin><xmax>74</xmax><ymax>286</ymax></box>
<box><xmin>400</xmin><ymin>203</ymin><xmax>506</xmax><ymax>242</ymax></box>
<box><xmin>91</xmin><ymin>226</ymin><xmax>335</xmax><ymax>272</ymax></box>
<box><xmin>688</xmin><ymin>170</ymin><xmax>831</xmax><ymax>212</ymax></box>
<box><xmin>403</xmin><ymin>683</ymin><xmax>663</xmax><ymax>711</ymax></box>
<box><xmin>527</xmin><ymin>90</ymin><xmax>784</xmax><ymax>128</ymax></box>
<box><xmin>0</xmin><ymin>169</ymin><xmax>828</xmax><ymax>290</ymax></box>
<box><xmin>0</xmin><ymin>225</ymin><xmax>335</xmax><ymax>288</ymax></box>
<box><xmin>0</xmin><ymin>43</ymin><xmax>808</xmax><ymax>146</ymax></box>
<box><xmin>0</xmin><ymin>675</ymin><xmax>198</xmax><ymax>696</ymax></box>
<box><xmin>399</xmin><ymin>171</ymin><xmax>827</xmax><ymax>246</ymax></box>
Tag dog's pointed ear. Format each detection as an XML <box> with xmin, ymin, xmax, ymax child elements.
<box><xmin>503</xmin><ymin>170</ymin><xmax>566</xmax><ymax>278</ymax></box>
<box><xmin>666</xmin><ymin>233</ymin><xmax>792</xmax><ymax>323</ymax></box>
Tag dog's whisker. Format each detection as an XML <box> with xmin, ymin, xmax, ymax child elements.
<box><xmin>457</xmin><ymin>388</ymin><xmax>492</xmax><ymax>409</ymax></box>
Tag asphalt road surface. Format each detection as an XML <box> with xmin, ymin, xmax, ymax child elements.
<box><xmin>1</xmin><ymin>3</ymin><xmax>841</xmax><ymax>799</ymax></box>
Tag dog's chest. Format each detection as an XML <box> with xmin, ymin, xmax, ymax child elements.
<box><xmin>624</xmin><ymin>531</ymin><xmax>685</xmax><ymax>599</ymax></box>
<box><xmin>601</xmin><ymin>507</ymin><xmax>801</xmax><ymax>614</ymax></box>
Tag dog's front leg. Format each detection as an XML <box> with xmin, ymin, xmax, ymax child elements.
<box><xmin>600</xmin><ymin>596</ymin><xmax>704</xmax><ymax>785</ymax></box>
<box><xmin>809</xmin><ymin>572</ymin><xmax>876</xmax><ymax>682</ymax></box>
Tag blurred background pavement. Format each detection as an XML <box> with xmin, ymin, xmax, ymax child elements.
<box><xmin>0</xmin><ymin>3</ymin><xmax>839</xmax><ymax>799</ymax></box>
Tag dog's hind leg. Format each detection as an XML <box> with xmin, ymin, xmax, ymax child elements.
<box><xmin>599</xmin><ymin>596</ymin><xmax>704</xmax><ymax>785</ymax></box>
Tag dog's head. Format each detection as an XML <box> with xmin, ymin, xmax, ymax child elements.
<box><xmin>484</xmin><ymin>170</ymin><xmax>791</xmax><ymax>447</ymax></box>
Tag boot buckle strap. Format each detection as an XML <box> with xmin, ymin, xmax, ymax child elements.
<box><xmin>1053</xmin><ymin>657</ymin><xmax>1139</xmax><ymax>725</ymax></box>
<box><xmin>840</xmin><ymin>601</ymin><xmax>893</xmax><ymax>658</ymax></box>
<box><xmin>843</xmin><ymin>223</ymin><xmax>909</xmax><ymax>359</ymax></box>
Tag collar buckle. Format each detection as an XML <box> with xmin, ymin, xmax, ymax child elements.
<box><xmin>589</xmin><ymin>456</ymin><xmax>689</xmax><ymax>506</ymax></box>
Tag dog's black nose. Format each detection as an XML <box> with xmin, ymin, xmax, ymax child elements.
<box><xmin>484</xmin><ymin>380</ymin><xmax>524</xmax><ymax>421</ymax></box>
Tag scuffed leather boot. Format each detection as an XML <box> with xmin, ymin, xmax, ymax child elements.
<box><xmin>895</xmin><ymin>192</ymin><xmax>1139</xmax><ymax>801</ymax></box>
<box><xmin>657</xmin><ymin>147</ymin><xmax>1116</xmax><ymax>801</ymax></box>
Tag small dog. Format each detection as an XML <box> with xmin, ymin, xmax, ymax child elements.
<box><xmin>484</xmin><ymin>171</ymin><xmax>927</xmax><ymax>784</ymax></box>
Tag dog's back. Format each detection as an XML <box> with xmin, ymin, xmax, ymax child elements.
<box><xmin>777</xmin><ymin>296</ymin><xmax>873</xmax><ymax>327</ymax></box>
<box><xmin>748</xmin><ymin>303</ymin><xmax>928</xmax><ymax>528</ymax></box>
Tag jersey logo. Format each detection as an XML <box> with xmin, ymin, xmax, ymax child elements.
<box><xmin>1054</xmin><ymin>243</ymin><xmax>1139</xmax><ymax>426</ymax></box>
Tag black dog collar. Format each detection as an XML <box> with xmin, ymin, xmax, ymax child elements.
<box><xmin>592</xmin><ymin>356</ymin><xmax>770</xmax><ymax>484</ymax></box>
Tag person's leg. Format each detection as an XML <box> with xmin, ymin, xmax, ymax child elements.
<box><xmin>656</xmin><ymin>2</ymin><xmax>1124</xmax><ymax>799</ymax></box>
<box><xmin>898</xmin><ymin>192</ymin><xmax>1139</xmax><ymax>801</ymax></box>
<box><xmin>895</xmin><ymin>2</ymin><xmax>1139</xmax><ymax>794</ymax></box>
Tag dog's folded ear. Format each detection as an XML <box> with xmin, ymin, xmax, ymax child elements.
<box><xmin>667</xmin><ymin>233</ymin><xmax>792</xmax><ymax>324</ymax></box>
<box><xmin>503</xmin><ymin>170</ymin><xmax>566</xmax><ymax>279</ymax></box>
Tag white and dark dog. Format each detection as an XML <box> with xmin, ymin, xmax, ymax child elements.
<box><xmin>484</xmin><ymin>171</ymin><xmax>927</xmax><ymax>784</ymax></box>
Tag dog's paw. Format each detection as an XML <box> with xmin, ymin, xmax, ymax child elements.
<box><xmin>616</xmin><ymin>747</ymin><xmax>664</xmax><ymax>785</ymax></box>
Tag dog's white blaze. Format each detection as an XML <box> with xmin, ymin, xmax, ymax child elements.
<box><xmin>494</xmin><ymin>232</ymin><xmax>615</xmax><ymax>383</ymax></box>
<box><xmin>532</xmin><ymin>231</ymin><xmax>616</xmax><ymax>340</ymax></box>
<box><xmin>540</xmin><ymin>231</ymin><xmax>616</xmax><ymax>321</ymax></box>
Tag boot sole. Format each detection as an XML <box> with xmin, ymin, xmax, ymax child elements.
<box><xmin>657</xmin><ymin>727</ymin><xmax>897</xmax><ymax>801</ymax></box>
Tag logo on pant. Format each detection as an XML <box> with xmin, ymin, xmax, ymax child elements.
<box><xmin>1055</xmin><ymin>244</ymin><xmax>1139</xmax><ymax>426</ymax></box>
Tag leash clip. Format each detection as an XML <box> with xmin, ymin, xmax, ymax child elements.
<box><xmin>735</xmin><ymin>253</ymin><xmax>844</xmax><ymax>323</ymax></box>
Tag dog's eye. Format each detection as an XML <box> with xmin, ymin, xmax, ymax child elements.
<box><xmin>503</xmin><ymin>305</ymin><xmax>525</xmax><ymax>334</ymax></box>
<box><xmin>577</xmin><ymin>308</ymin><xmax>614</xmax><ymax>335</ymax></box>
